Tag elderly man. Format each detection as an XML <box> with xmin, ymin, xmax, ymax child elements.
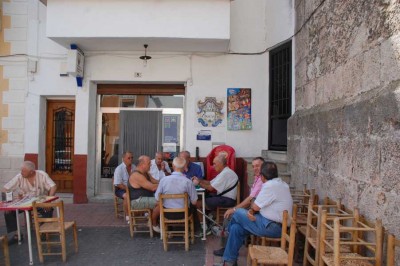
<box><xmin>128</xmin><ymin>155</ymin><xmax>160</xmax><ymax>233</ymax></box>
<box><xmin>149</xmin><ymin>151</ymin><xmax>171</xmax><ymax>181</ymax></box>
<box><xmin>113</xmin><ymin>151</ymin><xmax>136</xmax><ymax>223</ymax></box>
<box><xmin>155</xmin><ymin>157</ymin><xmax>198</xmax><ymax>221</ymax></box>
<box><xmin>192</xmin><ymin>154</ymin><xmax>238</xmax><ymax>211</ymax></box>
<box><xmin>179</xmin><ymin>151</ymin><xmax>203</xmax><ymax>179</ymax></box>
<box><xmin>3</xmin><ymin>161</ymin><xmax>57</xmax><ymax>244</ymax></box>
<box><xmin>217</xmin><ymin>162</ymin><xmax>293</xmax><ymax>266</ymax></box>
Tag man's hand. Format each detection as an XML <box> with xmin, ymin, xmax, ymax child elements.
<box><xmin>247</xmin><ymin>209</ymin><xmax>256</xmax><ymax>221</ymax></box>
<box><xmin>161</xmin><ymin>162</ymin><xmax>166</xmax><ymax>171</ymax></box>
<box><xmin>192</xmin><ymin>176</ymin><xmax>199</xmax><ymax>186</ymax></box>
<box><xmin>224</xmin><ymin>208</ymin><xmax>235</xmax><ymax>219</ymax></box>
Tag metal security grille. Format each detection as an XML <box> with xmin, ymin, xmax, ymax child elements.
<box><xmin>269</xmin><ymin>41</ymin><xmax>292</xmax><ymax>150</ymax></box>
<box><xmin>52</xmin><ymin>108</ymin><xmax>74</xmax><ymax>172</ymax></box>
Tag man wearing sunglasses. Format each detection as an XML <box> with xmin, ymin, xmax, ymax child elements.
<box><xmin>113</xmin><ymin>151</ymin><xmax>136</xmax><ymax>223</ymax></box>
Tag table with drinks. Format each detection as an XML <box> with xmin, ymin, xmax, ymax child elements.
<box><xmin>0</xmin><ymin>194</ymin><xmax>59</xmax><ymax>265</ymax></box>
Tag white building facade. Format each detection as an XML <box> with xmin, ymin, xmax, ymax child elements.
<box><xmin>0</xmin><ymin>0</ymin><xmax>294</xmax><ymax>202</ymax></box>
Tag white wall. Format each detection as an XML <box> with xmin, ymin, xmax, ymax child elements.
<box><xmin>46</xmin><ymin>0</ymin><xmax>229</xmax><ymax>42</ymax></box>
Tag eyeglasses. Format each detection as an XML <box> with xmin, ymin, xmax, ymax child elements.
<box><xmin>127</xmin><ymin>157</ymin><xmax>133</xmax><ymax>159</ymax></box>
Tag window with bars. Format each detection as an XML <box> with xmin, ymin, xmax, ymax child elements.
<box><xmin>269</xmin><ymin>41</ymin><xmax>292</xmax><ymax>150</ymax></box>
<box><xmin>52</xmin><ymin>108</ymin><xmax>74</xmax><ymax>172</ymax></box>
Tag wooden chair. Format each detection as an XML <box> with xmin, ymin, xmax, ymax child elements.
<box><xmin>387</xmin><ymin>234</ymin><xmax>400</xmax><ymax>266</ymax></box>
<box><xmin>216</xmin><ymin>181</ymin><xmax>240</xmax><ymax>225</ymax></box>
<box><xmin>159</xmin><ymin>193</ymin><xmax>194</xmax><ymax>251</ymax></box>
<box><xmin>32</xmin><ymin>201</ymin><xmax>78</xmax><ymax>263</ymax></box>
<box><xmin>292</xmin><ymin>188</ymin><xmax>318</xmax><ymax>233</ymax></box>
<box><xmin>303</xmin><ymin>197</ymin><xmax>353</xmax><ymax>266</ymax></box>
<box><xmin>247</xmin><ymin>205</ymin><xmax>297</xmax><ymax>266</ymax></box>
<box><xmin>0</xmin><ymin>235</ymin><xmax>10</xmax><ymax>266</ymax></box>
<box><xmin>125</xmin><ymin>186</ymin><xmax>153</xmax><ymax>238</ymax></box>
<box><xmin>112</xmin><ymin>177</ymin><xmax>125</xmax><ymax>218</ymax></box>
<box><xmin>319</xmin><ymin>211</ymin><xmax>383</xmax><ymax>266</ymax></box>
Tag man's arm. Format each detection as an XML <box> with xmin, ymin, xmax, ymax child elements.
<box><xmin>224</xmin><ymin>195</ymin><xmax>253</xmax><ymax>218</ymax></box>
<box><xmin>113</xmin><ymin>167</ymin><xmax>127</xmax><ymax>190</ymax></box>
<box><xmin>48</xmin><ymin>185</ymin><xmax>57</xmax><ymax>196</ymax></box>
<box><xmin>135</xmin><ymin>173</ymin><xmax>158</xmax><ymax>192</ymax></box>
<box><xmin>194</xmin><ymin>178</ymin><xmax>215</xmax><ymax>192</ymax></box>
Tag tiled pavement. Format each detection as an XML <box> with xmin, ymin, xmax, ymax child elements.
<box><xmin>0</xmin><ymin>202</ymin><xmax>251</xmax><ymax>266</ymax></box>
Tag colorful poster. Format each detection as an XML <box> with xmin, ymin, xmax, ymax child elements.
<box><xmin>227</xmin><ymin>88</ymin><xmax>252</xmax><ymax>130</ymax></box>
<box><xmin>196</xmin><ymin>97</ymin><xmax>224</xmax><ymax>127</ymax></box>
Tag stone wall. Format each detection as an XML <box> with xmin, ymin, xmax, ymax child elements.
<box><xmin>289</xmin><ymin>0</ymin><xmax>400</xmax><ymax>239</ymax></box>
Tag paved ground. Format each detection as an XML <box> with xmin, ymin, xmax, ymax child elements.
<box><xmin>0</xmin><ymin>202</ymin><xmax>250</xmax><ymax>266</ymax></box>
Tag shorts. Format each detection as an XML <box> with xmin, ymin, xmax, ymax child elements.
<box><xmin>114</xmin><ymin>188</ymin><xmax>126</xmax><ymax>199</ymax></box>
<box><xmin>130</xmin><ymin>197</ymin><xmax>157</xmax><ymax>209</ymax></box>
<box><xmin>205</xmin><ymin>196</ymin><xmax>236</xmax><ymax>211</ymax></box>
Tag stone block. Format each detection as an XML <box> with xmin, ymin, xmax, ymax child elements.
<box><xmin>4</xmin><ymin>28</ymin><xmax>27</xmax><ymax>41</ymax></box>
<box><xmin>295</xmin><ymin>59</ymin><xmax>307</xmax><ymax>88</ymax></box>
<box><xmin>0</xmin><ymin>157</ymin><xmax>11</xmax><ymax>169</ymax></box>
<box><xmin>11</xmin><ymin>41</ymin><xmax>28</xmax><ymax>55</ymax></box>
<box><xmin>11</xmin><ymin>14</ymin><xmax>28</xmax><ymax>28</ymax></box>
<box><xmin>361</xmin><ymin>45</ymin><xmax>381</xmax><ymax>93</ymax></box>
<box><xmin>2</xmin><ymin>117</ymin><xmax>24</xmax><ymax>129</ymax></box>
<box><xmin>380</xmin><ymin>138</ymin><xmax>400</xmax><ymax>193</ymax></box>
<box><xmin>3</xmin><ymin>65</ymin><xmax>27</xmax><ymax>79</ymax></box>
<box><xmin>3</xmin><ymin>90</ymin><xmax>26</xmax><ymax>103</ymax></box>
<box><xmin>303</xmin><ymin>80</ymin><xmax>316</xmax><ymax>108</ymax></box>
<box><xmin>9</xmin><ymin>78</ymin><xmax>28</xmax><ymax>90</ymax></box>
<box><xmin>3</xmin><ymin>2</ymin><xmax>28</xmax><ymax>15</ymax></box>
<box><xmin>341</xmin><ymin>54</ymin><xmax>364</xmax><ymax>99</ymax></box>
<box><xmin>8</xmin><ymin>103</ymin><xmax>25</xmax><ymax>117</ymax></box>
<box><xmin>295</xmin><ymin>86</ymin><xmax>304</xmax><ymax>111</ymax></box>
<box><xmin>1</xmin><ymin>143</ymin><xmax>24</xmax><ymax>156</ymax></box>
<box><xmin>10</xmin><ymin>157</ymin><xmax>24</xmax><ymax>170</ymax></box>
<box><xmin>351</xmin><ymin>138</ymin><xmax>381</xmax><ymax>184</ymax></box>
<box><xmin>8</xmin><ymin>132</ymin><xmax>24</xmax><ymax>143</ymax></box>
<box><xmin>381</xmin><ymin>34</ymin><xmax>400</xmax><ymax>86</ymax></box>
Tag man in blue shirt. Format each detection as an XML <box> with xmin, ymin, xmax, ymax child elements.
<box><xmin>179</xmin><ymin>151</ymin><xmax>203</xmax><ymax>179</ymax></box>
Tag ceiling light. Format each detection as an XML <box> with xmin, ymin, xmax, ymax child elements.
<box><xmin>139</xmin><ymin>44</ymin><xmax>151</xmax><ymax>67</ymax></box>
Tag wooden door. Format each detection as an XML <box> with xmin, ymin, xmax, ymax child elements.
<box><xmin>46</xmin><ymin>100</ymin><xmax>75</xmax><ymax>193</ymax></box>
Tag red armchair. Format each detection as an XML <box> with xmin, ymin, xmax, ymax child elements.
<box><xmin>206</xmin><ymin>145</ymin><xmax>236</xmax><ymax>180</ymax></box>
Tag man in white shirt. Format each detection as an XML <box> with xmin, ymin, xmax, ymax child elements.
<box><xmin>192</xmin><ymin>154</ymin><xmax>238</xmax><ymax>211</ymax></box>
<box><xmin>149</xmin><ymin>152</ymin><xmax>171</xmax><ymax>181</ymax></box>
<box><xmin>218</xmin><ymin>162</ymin><xmax>293</xmax><ymax>266</ymax></box>
<box><xmin>113</xmin><ymin>151</ymin><xmax>136</xmax><ymax>223</ymax></box>
<box><xmin>3</xmin><ymin>161</ymin><xmax>57</xmax><ymax>245</ymax></box>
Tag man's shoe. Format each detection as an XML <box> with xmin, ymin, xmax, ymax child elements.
<box><xmin>152</xmin><ymin>225</ymin><xmax>160</xmax><ymax>233</ymax></box>
<box><xmin>8</xmin><ymin>234</ymin><xmax>23</xmax><ymax>245</ymax></box>
<box><xmin>213</xmin><ymin>247</ymin><xmax>225</xmax><ymax>257</ymax></box>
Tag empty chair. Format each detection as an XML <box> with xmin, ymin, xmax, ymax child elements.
<box><xmin>125</xmin><ymin>186</ymin><xmax>153</xmax><ymax>238</ymax></box>
<box><xmin>387</xmin><ymin>233</ymin><xmax>400</xmax><ymax>266</ymax></box>
<box><xmin>32</xmin><ymin>201</ymin><xmax>78</xmax><ymax>263</ymax></box>
<box><xmin>247</xmin><ymin>205</ymin><xmax>297</xmax><ymax>266</ymax></box>
<box><xmin>319</xmin><ymin>210</ymin><xmax>383</xmax><ymax>266</ymax></box>
<box><xmin>159</xmin><ymin>193</ymin><xmax>194</xmax><ymax>251</ymax></box>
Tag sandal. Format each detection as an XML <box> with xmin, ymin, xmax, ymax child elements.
<box><xmin>8</xmin><ymin>234</ymin><xmax>23</xmax><ymax>245</ymax></box>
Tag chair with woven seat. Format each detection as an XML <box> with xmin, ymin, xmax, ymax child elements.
<box><xmin>125</xmin><ymin>186</ymin><xmax>153</xmax><ymax>238</ymax></box>
<box><xmin>387</xmin><ymin>233</ymin><xmax>400</xmax><ymax>266</ymax></box>
<box><xmin>32</xmin><ymin>200</ymin><xmax>78</xmax><ymax>263</ymax></box>
<box><xmin>0</xmin><ymin>235</ymin><xmax>10</xmax><ymax>266</ymax></box>
<box><xmin>216</xmin><ymin>181</ymin><xmax>240</xmax><ymax>225</ymax></box>
<box><xmin>303</xmin><ymin>197</ymin><xmax>354</xmax><ymax>266</ymax></box>
<box><xmin>319</xmin><ymin>210</ymin><xmax>383</xmax><ymax>266</ymax></box>
<box><xmin>247</xmin><ymin>204</ymin><xmax>298</xmax><ymax>266</ymax></box>
<box><xmin>291</xmin><ymin>188</ymin><xmax>318</xmax><ymax>233</ymax></box>
<box><xmin>112</xmin><ymin>177</ymin><xmax>125</xmax><ymax>218</ymax></box>
<box><xmin>159</xmin><ymin>193</ymin><xmax>194</xmax><ymax>251</ymax></box>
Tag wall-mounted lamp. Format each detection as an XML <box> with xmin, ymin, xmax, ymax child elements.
<box><xmin>139</xmin><ymin>44</ymin><xmax>152</xmax><ymax>67</ymax></box>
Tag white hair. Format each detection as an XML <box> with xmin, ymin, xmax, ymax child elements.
<box><xmin>173</xmin><ymin>157</ymin><xmax>186</xmax><ymax>169</ymax></box>
<box><xmin>22</xmin><ymin>161</ymin><xmax>36</xmax><ymax>171</ymax></box>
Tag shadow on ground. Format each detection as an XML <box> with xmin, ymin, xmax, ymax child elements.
<box><xmin>3</xmin><ymin>227</ymin><xmax>205</xmax><ymax>266</ymax></box>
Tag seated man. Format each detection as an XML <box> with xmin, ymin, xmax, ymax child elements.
<box><xmin>149</xmin><ymin>151</ymin><xmax>171</xmax><ymax>181</ymax></box>
<box><xmin>155</xmin><ymin>157</ymin><xmax>198</xmax><ymax>223</ymax></box>
<box><xmin>192</xmin><ymin>154</ymin><xmax>238</xmax><ymax>212</ymax></box>
<box><xmin>128</xmin><ymin>155</ymin><xmax>160</xmax><ymax>233</ymax></box>
<box><xmin>179</xmin><ymin>151</ymin><xmax>203</xmax><ymax>179</ymax></box>
<box><xmin>217</xmin><ymin>162</ymin><xmax>293</xmax><ymax>266</ymax></box>
<box><xmin>113</xmin><ymin>151</ymin><xmax>136</xmax><ymax>223</ymax></box>
<box><xmin>2</xmin><ymin>161</ymin><xmax>57</xmax><ymax>244</ymax></box>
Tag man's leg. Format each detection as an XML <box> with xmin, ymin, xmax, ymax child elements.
<box><xmin>122</xmin><ymin>193</ymin><xmax>129</xmax><ymax>221</ymax></box>
<box><xmin>4</xmin><ymin>211</ymin><xmax>17</xmax><ymax>233</ymax></box>
<box><xmin>152</xmin><ymin>204</ymin><xmax>160</xmax><ymax>226</ymax></box>
<box><xmin>222</xmin><ymin>210</ymin><xmax>250</xmax><ymax>263</ymax></box>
